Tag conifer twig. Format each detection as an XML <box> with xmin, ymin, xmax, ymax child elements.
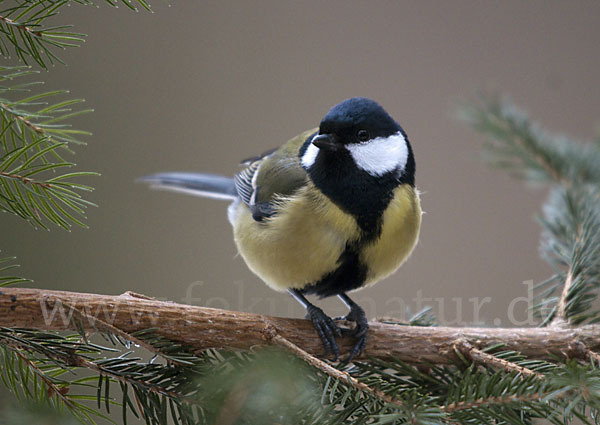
<box><xmin>0</xmin><ymin>102</ymin><xmax>45</xmax><ymax>135</ymax></box>
<box><xmin>443</xmin><ymin>391</ymin><xmax>562</xmax><ymax>413</ymax></box>
<box><xmin>265</xmin><ymin>327</ymin><xmax>404</xmax><ymax>407</ymax></box>
<box><xmin>64</xmin><ymin>353</ymin><xmax>190</xmax><ymax>402</ymax></box>
<box><xmin>61</xmin><ymin>298</ymin><xmax>191</xmax><ymax>366</ymax></box>
<box><xmin>1</xmin><ymin>339</ymin><xmax>74</xmax><ymax>407</ymax></box>
<box><xmin>455</xmin><ymin>340</ymin><xmax>543</xmax><ymax>379</ymax></box>
<box><xmin>0</xmin><ymin>14</ymin><xmax>43</xmax><ymax>38</ymax></box>
<box><xmin>0</xmin><ymin>171</ymin><xmax>52</xmax><ymax>188</ymax></box>
<box><xmin>553</xmin><ymin>265</ymin><xmax>575</xmax><ymax>326</ymax></box>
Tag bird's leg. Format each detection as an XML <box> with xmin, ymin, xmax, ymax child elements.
<box><xmin>335</xmin><ymin>293</ymin><xmax>368</xmax><ymax>361</ymax></box>
<box><xmin>288</xmin><ymin>289</ymin><xmax>341</xmax><ymax>360</ymax></box>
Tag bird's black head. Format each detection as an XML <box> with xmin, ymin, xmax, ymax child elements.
<box><xmin>318</xmin><ymin>97</ymin><xmax>401</xmax><ymax>145</ymax></box>
<box><xmin>301</xmin><ymin>97</ymin><xmax>414</xmax><ymax>184</ymax></box>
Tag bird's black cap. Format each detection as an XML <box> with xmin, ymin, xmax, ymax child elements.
<box><xmin>319</xmin><ymin>97</ymin><xmax>403</xmax><ymax>142</ymax></box>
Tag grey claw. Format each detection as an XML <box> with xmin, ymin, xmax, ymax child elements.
<box><xmin>307</xmin><ymin>305</ymin><xmax>340</xmax><ymax>360</ymax></box>
<box><xmin>339</xmin><ymin>304</ymin><xmax>369</xmax><ymax>362</ymax></box>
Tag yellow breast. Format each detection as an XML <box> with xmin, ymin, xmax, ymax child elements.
<box><xmin>231</xmin><ymin>184</ymin><xmax>421</xmax><ymax>293</ymax></box>
<box><xmin>360</xmin><ymin>185</ymin><xmax>422</xmax><ymax>286</ymax></box>
<box><xmin>231</xmin><ymin>183</ymin><xmax>361</xmax><ymax>292</ymax></box>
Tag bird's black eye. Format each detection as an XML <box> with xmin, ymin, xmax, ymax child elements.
<box><xmin>356</xmin><ymin>129</ymin><xmax>369</xmax><ymax>142</ymax></box>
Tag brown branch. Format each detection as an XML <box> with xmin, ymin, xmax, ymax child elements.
<box><xmin>554</xmin><ymin>265</ymin><xmax>575</xmax><ymax>326</ymax></box>
<box><xmin>455</xmin><ymin>340</ymin><xmax>543</xmax><ymax>379</ymax></box>
<box><xmin>2</xmin><ymin>287</ymin><xmax>600</xmax><ymax>364</ymax></box>
<box><xmin>553</xmin><ymin>226</ymin><xmax>582</xmax><ymax>326</ymax></box>
<box><xmin>0</xmin><ymin>102</ymin><xmax>46</xmax><ymax>136</ymax></box>
<box><xmin>0</xmin><ymin>15</ymin><xmax>43</xmax><ymax>38</ymax></box>
<box><xmin>443</xmin><ymin>391</ymin><xmax>560</xmax><ymax>413</ymax></box>
<box><xmin>0</xmin><ymin>171</ymin><xmax>52</xmax><ymax>188</ymax></box>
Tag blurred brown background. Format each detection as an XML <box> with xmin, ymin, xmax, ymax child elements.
<box><xmin>1</xmin><ymin>1</ymin><xmax>599</xmax><ymax>326</ymax></box>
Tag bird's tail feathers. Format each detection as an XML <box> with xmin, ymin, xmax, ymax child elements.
<box><xmin>139</xmin><ymin>172</ymin><xmax>237</xmax><ymax>201</ymax></box>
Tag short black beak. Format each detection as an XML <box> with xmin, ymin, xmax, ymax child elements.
<box><xmin>312</xmin><ymin>134</ymin><xmax>339</xmax><ymax>151</ymax></box>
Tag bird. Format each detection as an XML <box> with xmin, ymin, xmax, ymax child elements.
<box><xmin>141</xmin><ymin>97</ymin><xmax>421</xmax><ymax>361</ymax></box>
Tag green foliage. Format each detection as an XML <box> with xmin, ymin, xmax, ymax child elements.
<box><xmin>0</xmin><ymin>0</ymin><xmax>85</xmax><ymax>69</ymax></box>
<box><xmin>0</xmin><ymin>0</ymin><xmax>145</xmax><ymax>420</ymax></box>
<box><xmin>538</xmin><ymin>185</ymin><xmax>600</xmax><ymax>325</ymax></box>
<box><xmin>0</xmin><ymin>327</ymin><xmax>324</xmax><ymax>425</ymax></box>
<box><xmin>0</xmin><ymin>65</ymin><xmax>96</xmax><ymax>229</ymax></box>
<box><xmin>0</xmin><ymin>254</ymin><xmax>29</xmax><ymax>286</ymax></box>
<box><xmin>462</xmin><ymin>95</ymin><xmax>600</xmax><ymax>327</ymax></box>
<box><xmin>460</xmin><ymin>95</ymin><xmax>600</xmax><ymax>186</ymax></box>
<box><xmin>0</xmin><ymin>329</ymin><xmax>116</xmax><ymax>424</ymax></box>
<box><xmin>0</xmin><ymin>0</ymin><xmax>152</xmax><ymax>69</ymax></box>
<box><xmin>7</xmin><ymin>322</ymin><xmax>600</xmax><ymax>425</ymax></box>
<box><xmin>95</xmin><ymin>0</ymin><xmax>152</xmax><ymax>12</ymax></box>
<box><xmin>1</xmin><ymin>400</ymin><xmax>82</xmax><ymax>425</ymax></box>
<box><xmin>194</xmin><ymin>349</ymin><xmax>323</xmax><ymax>424</ymax></box>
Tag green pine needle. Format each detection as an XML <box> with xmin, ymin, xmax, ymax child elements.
<box><xmin>461</xmin><ymin>95</ymin><xmax>600</xmax><ymax>327</ymax></box>
<box><xmin>0</xmin><ymin>66</ymin><xmax>97</xmax><ymax>229</ymax></box>
<box><xmin>459</xmin><ymin>95</ymin><xmax>600</xmax><ymax>187</ymax></box>
<box><xmin>0</xmin><ymin>1</ymin><xmax>85</xmax><ymax>69</ymax></box>
<box><xmin>0</xmin><ymin>254</ymin><xmax>30</xmax><ymax>286</ymax></box>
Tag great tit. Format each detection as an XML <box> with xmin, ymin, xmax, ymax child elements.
<box><xmin>141</xmin><ymin>97</ymin><xmax>421</xmax><ymax>361</ymax></box>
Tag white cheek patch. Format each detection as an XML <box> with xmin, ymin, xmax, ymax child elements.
<box><xmin>301</xmin><ymin>139</ymin><xmax>320</xmax><ymax>169</ymax></box>
<box><xmin>346</xmin><ymin>132</ymin><xmax>408</xmax><ymax>176</ymax></box>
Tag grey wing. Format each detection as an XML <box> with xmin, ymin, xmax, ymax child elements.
<box><xmin>233</xmin><ymin>160</ymin><xmax>261</xmax><ymax>206</ymax></box>
<box><xmin>234</xmin><ymin>156</ymin><xmax>276</xmax><ymax>221</ymax></box>
<box><xmin>233</xmin><ymin>129</ymin><xmax>314</xmax><ymax>222</ymax></box>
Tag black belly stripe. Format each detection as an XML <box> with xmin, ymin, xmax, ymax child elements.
<box><xmin>304</xmin><ymin>150</ymin><xmax>403</xmax><ymax>242</ymax></box>
<box><xmin>300</xmin><ymin>242</ymin><xmax>368</xmax><ymax>298</ymax></box>
<box><xmin>297</xmin><ymin>136</ymin><xmax>416</xmax><ymax>298</ymax></box>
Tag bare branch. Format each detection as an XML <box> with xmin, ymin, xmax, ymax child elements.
<box><xmin>2</xmin><ymin>287</ymin><xmax>600</xmax><ymax>364</ymax></box>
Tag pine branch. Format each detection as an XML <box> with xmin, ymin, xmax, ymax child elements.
<box><xmin>0</xmin><ymin>0</ymin><xmax>154</xmax><ymax>69</ymax></box>
<box><xmin>0</xmin><ymin>326</ymin><xmax>323</xmax><ymax>425</ymax></box>
<box><xmin>0</xmin><ymin>67</ymin><xmax>93</xmax><ymax>146</ymax></box>
<box><xmin>444</xmin><ymin>390</ymin><xmax>551</xmax><ymax>413</ymax></box>
<box><xmin>5</xmin><ymin>342</ymin><xmax>77</xmax><ymax>409</ymax></box>
<box><xmin>0</xmin><ymin>66</ymin><xmax>97</xmax><ymax>229</ymax></box>
<box><xmin>0</xmin><ymin>0</ymin><xmax>85</xmax><ymax>69</ymax></box>
<box><xmin>0</xmin><ymin>254</ymin><xmax>29</xmax><ymax>286</ymax></box>
<box><xmin>462</xmin><ymin>96</ymin><xmax>600</xmax><ymax>330</ymax></box>
<box><xmin>269</xmin><ymin>331</ymin><xmax>406</xmax><ymax>409</ymax></box>
<box><xmin>2</xmin><ymin>287</ymin><xmax>600</xmax><ymax>365</ymax></box>
<box><xmin>70</xmin><ymin>0</ymin><xmax>154</xmax><ymax>12</ymax></box>
<box><xmin>459</xmin><ymin>95</ymin><xmax>600</xmax><ymax>187</ymax></box>
<box><xmin>542</xmin><ymin>185</ymin><xmax>600</xmax><ymax>326</ymax></box>
<box><xmin>454</xmin><ymin>340</ymin><xmax>543</xmax><ymax>379</ymax></box>
<box><xmin>95</xmin><ymin>0</ymin><xmax>153</xmax><ymax>12</ymax></box>
<box><xmin>0</xmin><ymin>333</ymin><xmax>116</xmax><ymax>424</ymax></box>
